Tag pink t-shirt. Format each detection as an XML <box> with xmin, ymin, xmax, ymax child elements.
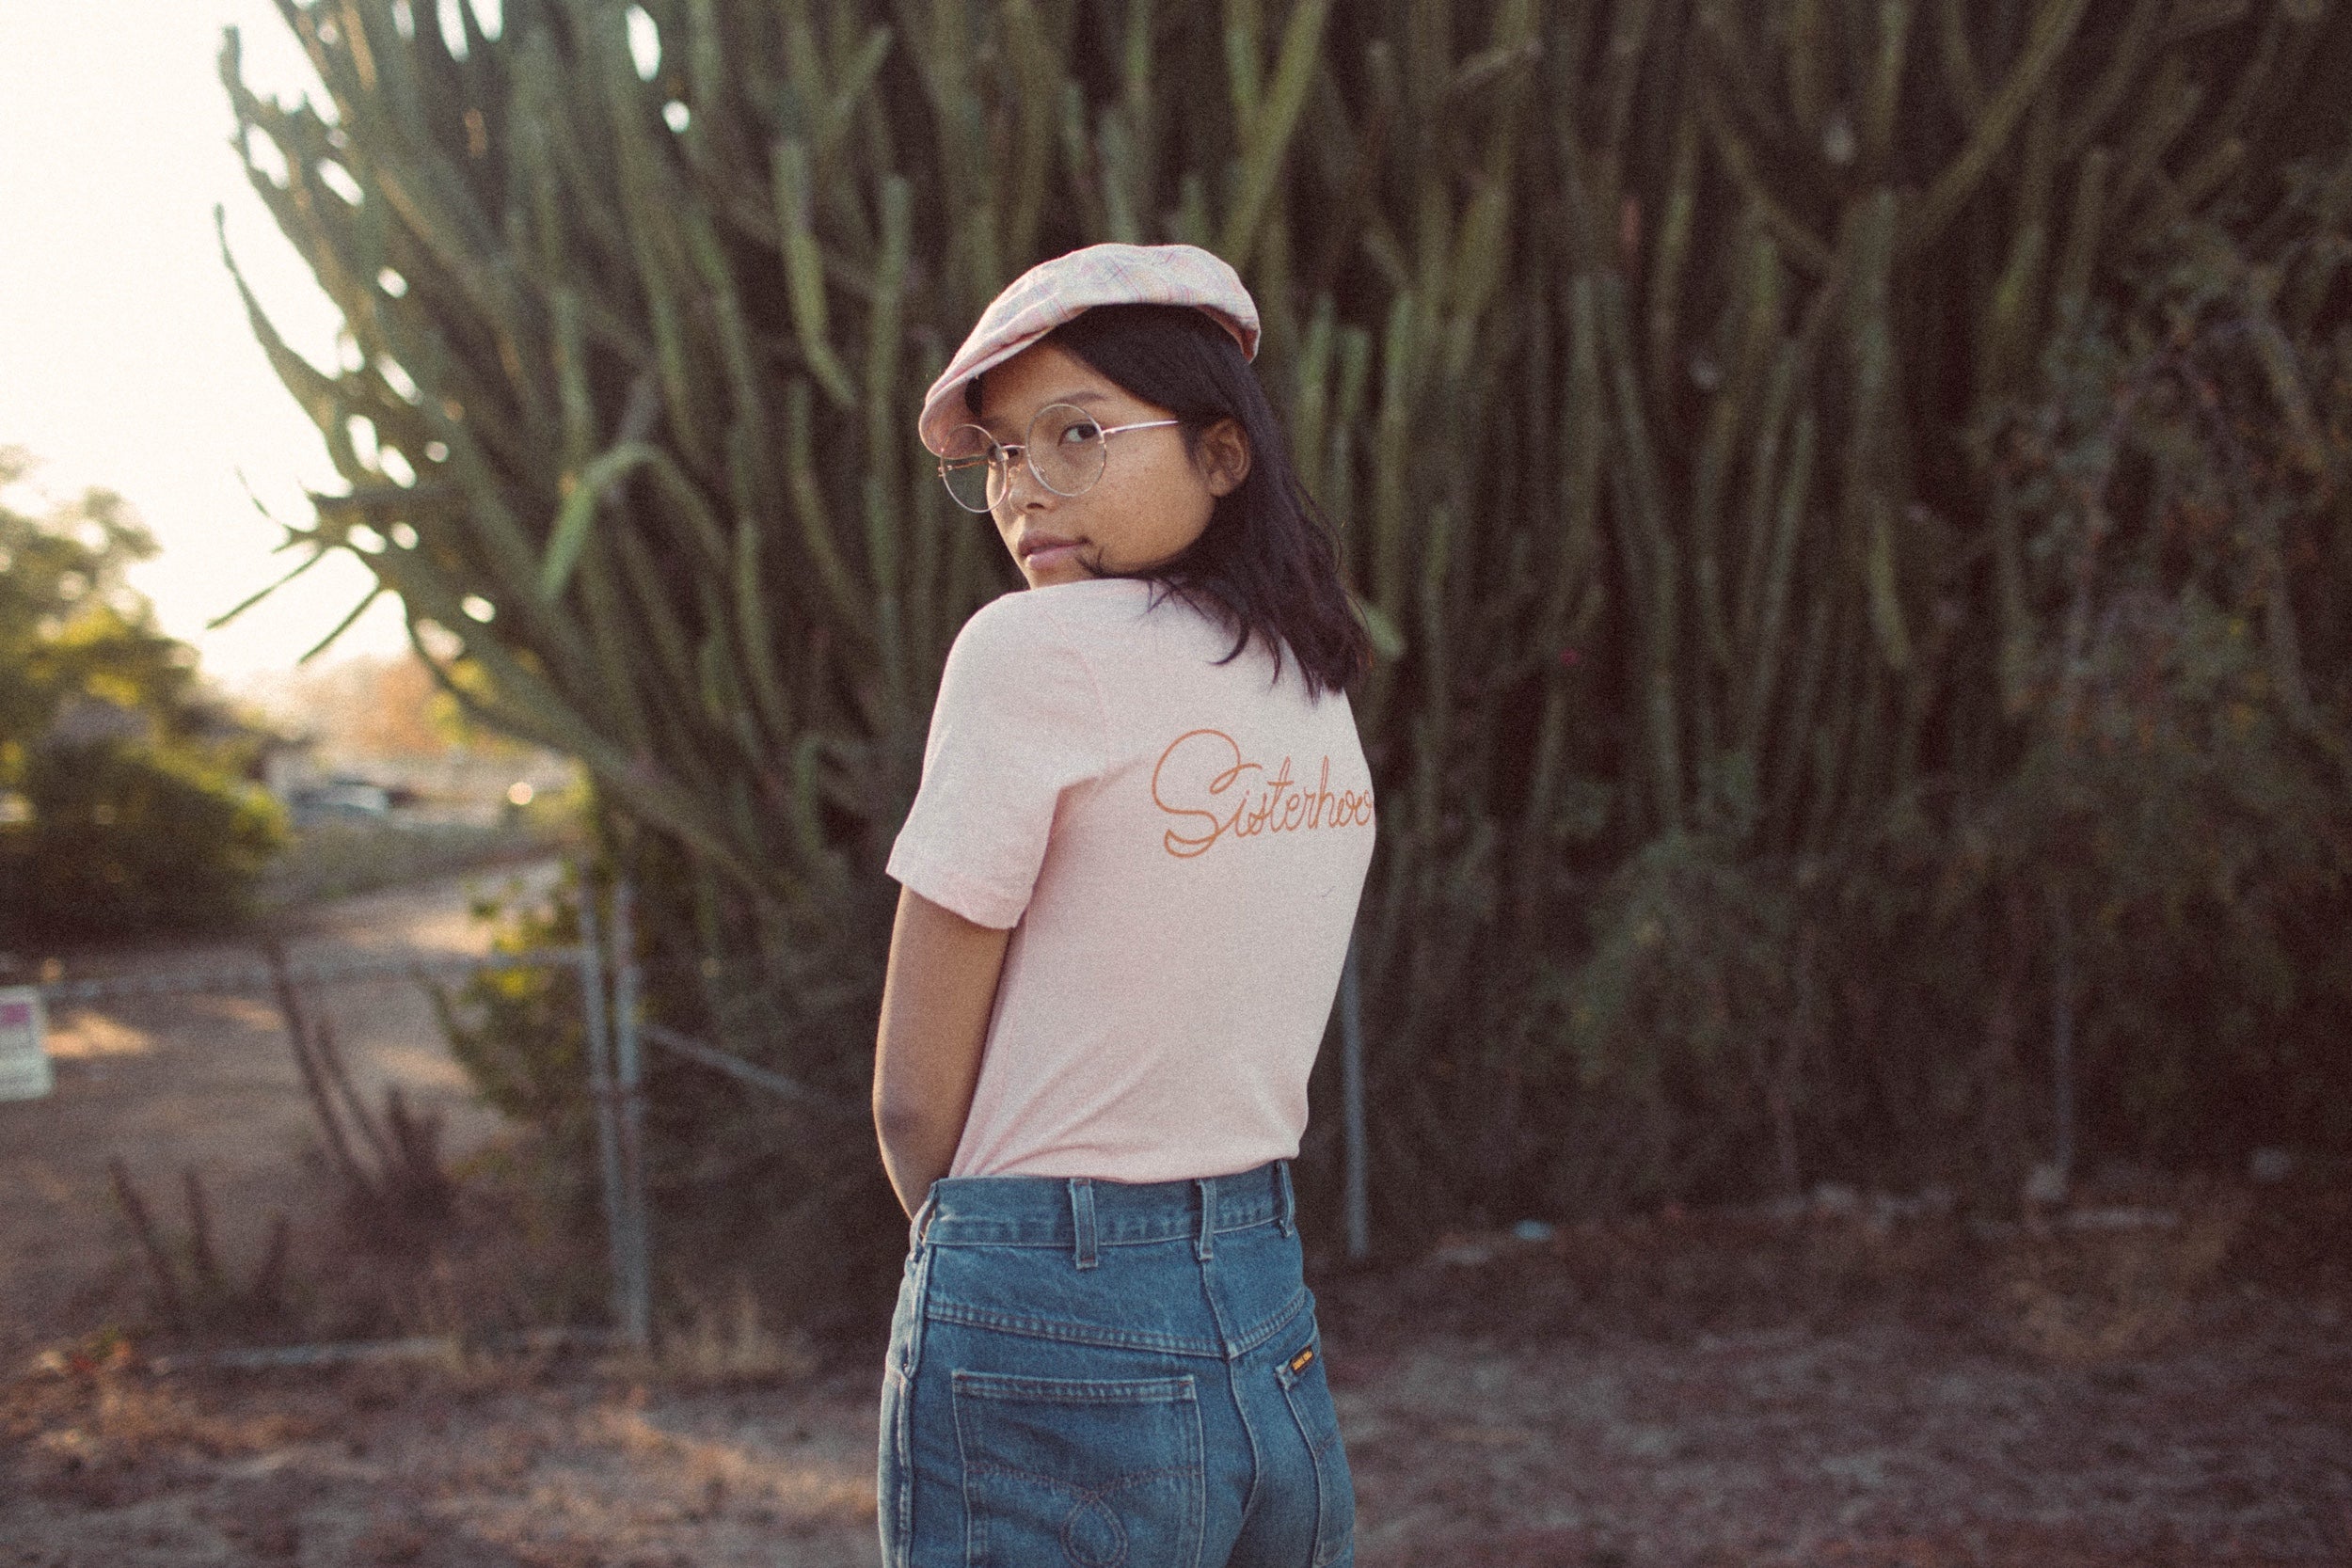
<box><xmin>886</xmin><ymin>578</ymin><xmax>1376</xmax><ymax>1182</ymax></box>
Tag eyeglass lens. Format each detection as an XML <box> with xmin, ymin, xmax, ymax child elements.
<box><xmin>938</xmin><ymin>404</ymin><xmax>1109</xmax><ymax>513</ymax></box>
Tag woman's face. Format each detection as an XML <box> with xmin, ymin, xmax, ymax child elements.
<box><xmin>973</xmin><ymin>339</ymin><xmax>1248</xmax><ymax>590</ymax></box>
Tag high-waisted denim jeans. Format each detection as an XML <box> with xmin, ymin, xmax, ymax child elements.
<box><xmin>878</xmin><ymin>1160</ymin><xmax>1354</xmax><ymax>1568</ymax></box>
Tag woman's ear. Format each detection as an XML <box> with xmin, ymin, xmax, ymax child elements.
<box><xmin>1197</xmin><ymin>418</ymin><xmax>1252</xmax><ymax>498</ymax></box>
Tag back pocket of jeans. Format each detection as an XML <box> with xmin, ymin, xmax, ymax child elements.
<box><xmin>951</xmin><ymin>1369</ymin><xmax>1203</xmax><ymax>1568</ymax></box>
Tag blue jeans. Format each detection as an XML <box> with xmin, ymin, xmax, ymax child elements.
<box><xmin>878</xmin><ymin>1160</ymin><xmax>1354</xmax><ymax>1568</ymax></box>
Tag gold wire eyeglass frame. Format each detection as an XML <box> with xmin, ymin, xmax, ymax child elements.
<box><xmin>936</xmin><ymin>403</ymin><xmax>1182</xmax><ymax>513</ymax></box>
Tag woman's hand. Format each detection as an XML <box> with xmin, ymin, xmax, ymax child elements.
<box><xmin>873</xmin><ymin>886</ymin><xmax>1013</xmax><ymax>1217</ymax></box>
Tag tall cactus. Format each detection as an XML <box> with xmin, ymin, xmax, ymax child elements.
<box><xmin>228</xmin><ymin>0</ymin><xmax>2352</xmax><ymax>1252</ymax></box>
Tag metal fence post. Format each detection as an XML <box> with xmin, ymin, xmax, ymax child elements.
<box><xmin>1341</xmin><ymin>934</ymin><xmax>1369</xmax><ymax>1260</ymax></box>
<box><xmin>611</xmin><ymin>877</ymin><xmax>650</xmax><ymax>1350</ymax></box>
<box><xmin>2049</xmin><ymin>882</ymin><xmax>2077</xmax><ymax>1195</ymax></box>
<box><xmin>576</xmin><ymin>876</ymin><xmax>630</xmax><ymax>1345</ymax></box>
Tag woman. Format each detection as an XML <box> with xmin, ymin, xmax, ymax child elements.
<box><xmin>873</xmin><ymin>242</ymin><xmax>1375</xmax><ymax>1568</ymax></box>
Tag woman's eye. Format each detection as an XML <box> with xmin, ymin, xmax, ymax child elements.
<box><xmin>1060</xmin><ymin>421</ymin><xmax>1102</xmax><ymax>446</ymax></box>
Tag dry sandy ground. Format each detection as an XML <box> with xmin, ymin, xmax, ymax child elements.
<box><xmin>3</xmin><ymin>1294</ymin><xmax>2347</xmax><ymax>1568</ymax></box>
<box><xmin>0</xmin><ymin>864</ymin><xmax>558</xmax><ymax>1366</ymax></box>
<box><xmin>4</xmin><ymin>870</ymin><xmax>2348</xmax><ymax>1564</ymax></box>
<box><xmin>1334</xmin><ymin>1306</ymin><xmax>2350</xmax><ymax>1564</ymax></box>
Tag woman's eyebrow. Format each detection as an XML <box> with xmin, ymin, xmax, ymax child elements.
<box><xmin>981</xmin><ymin>389</ymin><xmax>1111</xmax><ymax>436</ymax></box>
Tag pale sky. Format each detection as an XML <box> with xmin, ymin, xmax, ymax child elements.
<box><xmin>0</xmin><ymin>1</ymin><xmax>436</xmax><ymax>682</ymax></box>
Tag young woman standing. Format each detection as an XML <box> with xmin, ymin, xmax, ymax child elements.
<box><xmin>873</xmin><ymin>243</ymin><xmax>1375</xmax><ymax>1568</ymax></box>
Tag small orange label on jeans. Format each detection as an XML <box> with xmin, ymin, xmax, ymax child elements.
<box><xmin>1289</xmin><ymin>1346</ymin><xmax>1315</xmax><ymax>1374</ymax></box>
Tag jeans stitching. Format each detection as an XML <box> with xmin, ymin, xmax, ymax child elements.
<box><xmin>904</xmin><ymin>1243</ymin><xmax>934</xmax><ymax>1379</ymax></box>
<box><xmin>898</xmin><ymin>1373</ymin><xmax>919</xmax><ymax>1565</ymax></box>
<box><xmin>964</xmin><ymin>1459</ymin><xmax>1199</xmax><ymax>1485</ymax></box>
<box><xmin>887</xmin><ymin>1243</ymin><xmax>935</xmax><ymax>1567</ymax></box>
<box><xmin>952</xmin><ymin>1371</ymin><xmax>1205</xmax><ymax>1568</ymax></box>
<box><xmin>924</xmin><ymin>1284</ymin><xmax>1307</xmax><ymax>1361</ymax></box>
<box><xmin>1071</xmin><ymin>1178</ymin><xmax>1099</xmax><ymax>1271</ymax></box>
<box><xmin>1273</xmin><ymin>1334</ymin><xmax>1352</xmax><ymax>1568</ymax></box>
<box><xmin>1228</xmin><ymin>1287</ymin><xmax>1313</xmax><ymax>1359</ymax></box>
<box><xmin>927</xmin><ymin>1299</ymin><xmax>1228</xmax><ymax>1355</ymax></box>
<box><xmin>952</xmin><ymin>1370</ymin><xmax>1199</xmax><ymax>1402</ymax></box>
<box><xmin>921</xmin><ymin>1204</ymin><xmax>1285</xmax><ymax>1248</ymax></box>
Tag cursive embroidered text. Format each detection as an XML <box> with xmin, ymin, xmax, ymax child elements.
<box><xmin>1151</xmin><ymin>728</ymin><xmax>1375</xmax><ymax>859</ymax></box>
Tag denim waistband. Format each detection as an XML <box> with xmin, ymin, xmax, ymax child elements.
<box><xmin>918</xmin><ymin>1159</ymin><xmax>1295</xmax><ymax>1251</ymax></box>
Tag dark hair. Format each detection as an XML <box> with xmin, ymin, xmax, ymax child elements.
<box><xmin>968</xmin><ymin>303</ymin><xmax>1371</xmax><ymax>697</ymax></box>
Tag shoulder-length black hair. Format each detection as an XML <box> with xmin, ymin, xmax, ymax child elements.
<box><xmin>969</xmin><ymin>302</ymin><xmax>1372</xmax><ymax>698</ymax></box>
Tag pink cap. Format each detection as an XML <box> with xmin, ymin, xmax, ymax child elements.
<box><xmin>917</xmin><ymin>243</ymin><xmax>1260</xmax><ymax>456</ymax></box>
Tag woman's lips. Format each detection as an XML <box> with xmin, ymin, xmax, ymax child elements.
<box><xmin>1023</xmin><ymin>540</ymin><xmax>1083</xmax><ymax>573</ymax></box>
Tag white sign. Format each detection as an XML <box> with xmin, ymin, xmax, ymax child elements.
<box><xmin>0</xmin><ymin>988</ymin><xmax>53</xmax><ymax>1101</ymax></box>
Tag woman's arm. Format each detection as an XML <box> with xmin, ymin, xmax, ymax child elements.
<box><xmin>872</xmin><ymin>885</ymin><xmax>1013</xmax><ymax>1217</ymax></box>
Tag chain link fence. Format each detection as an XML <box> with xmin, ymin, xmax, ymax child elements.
<box><xmin>5</xmin><ymin>870</ymin><xmax>1375</xmax><ymax>1354</ymax></box>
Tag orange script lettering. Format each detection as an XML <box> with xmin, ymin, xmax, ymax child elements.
<box><xmin>1151</xmin><ymin>728</ymin><xmax>1375</xmax><ymax>859</ymax></box>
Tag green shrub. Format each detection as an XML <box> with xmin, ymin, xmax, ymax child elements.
<box><xmin>0</xmin><ymin>742</ymin><xmax>285</xmax><ymax>943</ymax></box>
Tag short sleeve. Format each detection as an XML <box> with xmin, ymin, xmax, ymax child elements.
<box><xmin>886</xmin><ymin>594</ymin><xmax>1109</xmax><ymax>928</ymax></box>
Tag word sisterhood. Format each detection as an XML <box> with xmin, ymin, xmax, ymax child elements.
<box><xmin>1150</xmin><ymin>728</ymin><xmax>1375</xmax><ymax>859</ymax></box>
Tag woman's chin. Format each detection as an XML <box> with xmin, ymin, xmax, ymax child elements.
<box><xmin>1020</xmin><ymin>550</ymin><xmax>1094</xmax><ymax>588</ymax></box>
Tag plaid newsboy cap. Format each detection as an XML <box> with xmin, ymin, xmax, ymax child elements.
<box><xmin>917</xmin><ymin>243</ymin><xmax>1260</xmax><ymax>456</ymax></box>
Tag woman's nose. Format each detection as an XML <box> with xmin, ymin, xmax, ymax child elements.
<box><xmin>1002</xmin><ymin>456</ymin><xmax>1055</xmax><ymax>510</ymax></box>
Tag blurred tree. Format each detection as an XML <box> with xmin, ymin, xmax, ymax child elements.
<box><xmin>0</xmin><ymin>449</ymin><xmax>284</xmax><ymax>943</ymax></box>
<box><xmin>0</xmin><ymin>449</ymin><xmax>191</xmax><ymax>752</ymax></box>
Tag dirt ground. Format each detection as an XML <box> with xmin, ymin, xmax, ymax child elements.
<box><xmin>4</xmin><ymin>871</ymin><xmax>2349</xmax><ymax>1565</ymax></box>
<box><xmin>4</xmin><ymin>1273</ymin><xmax>2347</xmax><ymax>1568</ymax></box>
<box><xmin>0</xmin><ymin>864</ymin><xmax>557</xmax><ymax>1365</ymax></box>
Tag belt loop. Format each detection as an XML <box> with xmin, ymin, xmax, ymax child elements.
<box><xmin>1195</xmin><ymin>1177</ymin><xmax>1217</xmax><ymax>1261</ymax></box>
<box><xmin>1069</xmin><ymin>1178</ymin><xmax>1098</xmax><ymax>1271</ymax></box>
<box><xmin>1277</xmin><ymin>1161</ymin><xmax>1295</xmax><ymax>1238</ymax></box>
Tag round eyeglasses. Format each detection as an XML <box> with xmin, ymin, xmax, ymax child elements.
<box><xmin>937</xmin><ymin>403</ymin><xmax>1182</xmax><ymax>514</ymax></box>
